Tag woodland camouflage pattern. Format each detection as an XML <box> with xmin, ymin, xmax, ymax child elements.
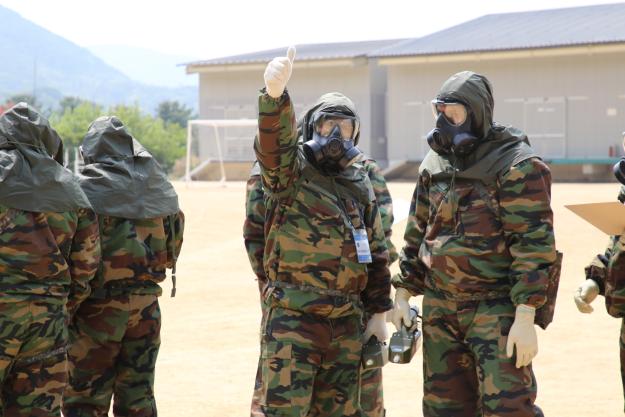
<box><xmin>86</xmin><ymin>214</ymin><xmax>185</xmax><ymax>296</ymax></box>
<box><xmin>63</xmin><ymin>295</ymin><xmax>161</xmax><ymax>417</ymax></box>
<box><xmin>64</xmin><ymin>212</ymin><xmax>183</xmax><ymax>417</ymax></box>
<box><xmin>585</xmin><ymin>186</ymin><xmax>625</xmax><ymax>411</ymax></box>
<box><xmin>245</xmin><ymin>154</ymin><xmax>395</xmax><ymax>416</ymax></box>
<box><xmin>253</xmin><ymin>89</ymin><xmax>391</xmax><ymax>416</ymax></box>
<box><xmin>393</xmin><ymin>71</ymin><xmax>556</xmax><ymax>416</ymax></box>
<box><xmin>0</xmin><ymin>204</ymin><xmax>100</xmax><ymax>416</ymax></box>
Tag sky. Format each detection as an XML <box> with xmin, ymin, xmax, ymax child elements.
<box><xmin>0</xmin><ymin>0</ymin><xmax>624</xmax><ymax>60</ymax></box>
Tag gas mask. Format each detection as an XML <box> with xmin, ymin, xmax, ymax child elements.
<box><xmin>425</xmin><ymin>99</ymin><xmax>479</xmax><ymax>157</ymax></box>
<box><xmin>614</xmin><ymin>158</ymin><xmax>625</xmax><ymax>186</ymax></box>
<box><xmin>303</xmin><ymin>111</ymin><xmax>362</xmax><ymax>173</ymax></box>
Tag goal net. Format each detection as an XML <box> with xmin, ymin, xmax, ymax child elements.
<box><xmin>185</xmin><ymin>119</ymin><xmax>258</xmax><ymax>182</ymax></box>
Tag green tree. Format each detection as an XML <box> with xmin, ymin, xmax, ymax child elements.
<box><xmin>110</xmin><ymin>104</ymin><xmax>186</xmax><ymax>172</ymax></box>
<box><xmin>59</xmin><ymin>96</ymin><xmax>96</xmax><ymax>113</ymax></box>
<box><xmin>156</xmin><ymin>100</ymin><xmax>194</xmax><ymax>128</ymax></box>
<box><xmin>50</xmin><ymin>102</ymin><xmax>104</xmax><ymax>148</ymax></box>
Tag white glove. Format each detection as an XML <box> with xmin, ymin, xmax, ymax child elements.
<box><xmin>574</xmin><ymin>279</ymin><xmax>600</xmax><ymax>314</ymax></box>
<box><xmin>391</xmin><ymin>288</ymin><xmax>412</xmax><ymax>330</ymax></box>
<box><xmin>506</xmin><ymin>304</ymin><xmax>538</xmax><ymax>368</ymax></box>
<box><xmin>364</xmin><ymin>312</ymin><xmax>388</xmax><ymax>342</ymax></box>
<box><xmin>263</xmin><ymin>46</ymin><xmax>296</xmax><ymax>98</ymax></box>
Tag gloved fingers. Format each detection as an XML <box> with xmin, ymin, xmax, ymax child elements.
<box><xmin>374</xmin><ymin>325</ymin><xmax>389</xmax><ymax>341</ymax></box>
<box><xmin>505</xmin><ymin>336</ymin><xmax>514</xmax><ymax>359</ymax></box>
<box><xmin>287</xmin><ymin>45</ymin><xmax>296</xmax><ymax>63</ymax></box>
<box><xmin>391</xmin><ymin>311</ymin><xmax>403</xmax><ymax>331</ymax></box>
<box><xmin>401</xmin><ymin>310</ymin><xmax>411</xmax><ymax>328</ymax></box>
<box><xmin>362</xmin><ymin>327</ymin><xmax>373</xmax><ymax>342</ymax></box>
<box><xmin>574</xmin><ymin>293</ymin><xmax>593</xmax><ymax>314</ymax></box>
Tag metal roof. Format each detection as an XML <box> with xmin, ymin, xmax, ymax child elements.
<box><xmin>185</xmin><ymin>39</ymin><xmax>405</xmax><ymax>67</ymax></box>
<box><xmin>372</xmin><ymin>3</ymin><xmax>625</xmax><ymax>58</ymax></box>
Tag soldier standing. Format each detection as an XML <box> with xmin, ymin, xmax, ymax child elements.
<box><xmin>391</xmin><ymin>71</ymin><xmax>557</xmax><ymax>417</ymax></box>
<box><xmin>245</xmin><ymin>148</ymin><xmax>398</xmax><ymax>417</ymax></box>
<box><xmin>0</xmin><ymin>103</ymin><xmax>100</xmax><ymax>417</ymax></box>
<box><xmin>62</xmin><ymin>116</ymin><xmax>184</xmax><ymax>417</ymax></box>
<box><xmin>574</xmin><ymin>156</ymin><xmax>625</xmax><ymax>413</ymax></box>
<box><xmin>252</xmin><ymin>46</ymin><xmax>392</xmax><ymax>417</ymax></box>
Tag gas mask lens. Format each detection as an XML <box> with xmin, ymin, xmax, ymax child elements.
<box><xmin>431</xmin><ymin>101</ymin><xmax>468</xmax><ymax>126</ymax></box>
<box><xmin>313</xmin><ymin>113</ymin><xmax>358</xmax><ymax>140</ymax></box>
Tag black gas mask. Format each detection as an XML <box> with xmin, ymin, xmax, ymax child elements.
<box><xmin>303</xmin><ymin>111</ymin><xmax>362</xmax><ymax>173</ymax></box>
<box><xmin>425</xmin><ymin>99</ymin><xmax>479</xmax><ymax>157</ymax></box>
<box><xmin>613</xmin><ymin>158</ymin><xmax>625</xmax><ymax>186</ymax></box>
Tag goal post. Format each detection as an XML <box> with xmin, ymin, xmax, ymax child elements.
<box><xmin>185</xmin><ymin>119</ymin><xmax>258</xmax><ymax>182</ymax></box>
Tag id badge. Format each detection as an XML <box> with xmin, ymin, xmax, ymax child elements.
<box><xmin>353</xmin><ymin>228</ymin><xmax>372</xmax><ymax>264</ymax></box>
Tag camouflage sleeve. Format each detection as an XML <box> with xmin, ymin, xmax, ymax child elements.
<box><xmin>243</xmin><ymin>174</ymin><xmax>267</xmax><ymax>290</ymax></box>
<box><xmin>254</xmin><ymin>89</ymin><xmax>299</xmax><ymax>196</ymax></box>
<box><xmin>364</xmin><ymin>160</ymin><xmax>398</xmax><ymax>264</ymax></box>
<box><xmin>391</xmin><ymin>174</ymin><xmax>429</xmax><ymax>295</ymax></box>
<box><xmin>165</xmin><ymin>210</ymin><xmax>185</xmax><ymax>268</ymax></box>
<box><xmin>361</xmin><ymin>198</ymin><xmax>392</xmax><ymax>314</ymax></box>
<box><xmin>67</xmin><ymin>208</ymin><xmax>101</xmax><ymax>315</ymax></box>
<box><xmin>500</xmin><ymin>158</ymin><xmax>557</xmax><ymax>308</ymax></box>
<box><xmin>585</xmin><ymin>236</ymin><xmax>617</xmax><ymax>295</ymax></box>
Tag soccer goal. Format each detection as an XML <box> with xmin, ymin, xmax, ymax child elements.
<box><xmin>185</xmin><ymin>119</ymin><xmax>258</xmax><ymax>182</ymax></box>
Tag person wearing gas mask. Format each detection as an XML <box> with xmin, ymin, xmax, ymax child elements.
<box><xmin>252</xmin><ymin>46</ymin><xmax>392</xmax><ymax>417</ymax></box>
<box><xmin>0</xmin><ymin>103</ymin><xmax>101</xmax><ymax>417</ymax></box>
<box><xmin>391</xmin><ymin>71</ymin><xmax>557</xmax><ymax>416</ymax></box>
<box><xmin>245</xmin><ymin>134</ymin><xmax>398</xmax><ymax>416</ymax></box>
<box><xmin>575</xmin><ymin>154</ymin><xmax>625</xmax><ymax>413</ymax></box>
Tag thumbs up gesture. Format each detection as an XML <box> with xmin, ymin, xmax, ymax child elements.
<box><xmin>264</xmin><ymin>46</ymin><xmax>296</xmax><ymax>98</ymax></box>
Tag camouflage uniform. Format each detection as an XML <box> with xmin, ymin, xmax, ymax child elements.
<box><xmin>253</xmin><ymin>89</ymin><xmax>392</xmax><ymax>417</ymax></box>
<box><xmin>63</xmin><ymin>117</ymin><xmax>185</xmax><ymax>417</ymax></box>
<box><xmin>393</xmin><ymin>72</ymin><xmax>556</xmax><ymax>417</ymax></box>
<box><xmin>0</xmin><ymin>104</ymin><xmax>101</xmax><ymax>417</ymax></box>
<box><xmin>585</xmin><ymin>186</ymin><xmax>625</xmax><ymax>412</ymax></box>
<box><xmin>245</xmin><ymin>156</ymin><xmax>397</xmax><ymax>417</ymax></box>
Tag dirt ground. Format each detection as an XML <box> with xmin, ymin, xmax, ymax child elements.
<box><xmin>154</xmin><ymin>181</ymin><xmax>624</xmax><ymax>417</ymax></box>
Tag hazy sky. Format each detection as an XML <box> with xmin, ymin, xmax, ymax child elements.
<box><xmin>0</xmin><ymin>0</ymin><xmax>623</xmax><ymax>60</ymax></box>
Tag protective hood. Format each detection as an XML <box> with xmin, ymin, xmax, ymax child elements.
<box><xmin>301</xmin><ymin>92</ymin><xmax>360</xmax><ymax>145</ymax></box>
<box><xmin>435</xmin><ymin>71</ymin><xmax>493</xmax><ymax>140</ymax></box>
<box><xmin>422</xmin><ymin>71</ymin><xmax>537</xmax><ymax>179</ymax></box>
<box><xmin>0</xmin><ymin>102</ymin><xmax>91</xmax><ymax>212</ymax></box>
<box><xmin>77</xmin><ymin>116</ymin><xmax>179</xmax><ymax>219</ymax></box>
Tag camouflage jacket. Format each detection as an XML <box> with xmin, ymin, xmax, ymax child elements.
<box><xmin>254</xmin><ymin>90</ymin><xmax>392</xmax><ymax>316</ymax></box>
<box><xmin>393</xmin><ymin>158</ymin><xmax>556</xmax><ymax>307</ymax></box>
<box><xmin>92</xmin><ymin>212</ymin><xmax>185</xmax><ymax>297</ymax></box>
<box><xmin>586</xmin><ymin>187</ymin><xmax>625</xmax><ymax>317</ymax></box>
<box><xmin>243</xmin><ymin>158</ymin><xmax>398</xmax><ymax>292</ymax></box>
<box><xmin>0</xmin><ymin>205</ymin><xmax>100</xmax><ymax>312</ymax></box>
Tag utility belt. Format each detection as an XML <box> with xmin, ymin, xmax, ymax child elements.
<box><xmin>262</xmin><ymin>280</ymin><xmax>362</xmax><ymax>319</ymax></box>
<box><xmin>90</xmin><ymin>281</ymin><xmax>160</xmax><ymax>299</ymax></box>
<box><xmin>425</xmin><ymin>275</ymin><xmax>510</xmax><ymax>302</ymax></box>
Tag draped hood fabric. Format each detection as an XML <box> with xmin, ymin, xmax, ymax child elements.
<box><xmin>421</xmin><ymin>71</ymin><xmax>539</xmax><ymax>181</ymax></box>
<box><xmin>300</xmin><ymin>92</ymin><xmax>361</xmax><ymax>145</ymax></box>
<box><xmin>0</xmin><ymin>102</ymin><xmax>91</xmax><ymax>212</ymax></box>
<box><xmin>77</xmin><ymin>116</ymin><xmax>179</xmax><ymax>219</ymax></box>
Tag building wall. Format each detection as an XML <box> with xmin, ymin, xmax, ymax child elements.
<box><xmin>195</xmin><ymin>61</ymin><xmax>387</xmax><ymax>163</ymax></box>
<box><xmin>385</xmin><ymin>52</ymin><xmax>625</xmax><ymax>163</ymax></box>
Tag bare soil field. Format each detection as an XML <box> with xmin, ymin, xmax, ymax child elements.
<box><xmin>154</xmin><ymin>181</ymin><xmax>624</xmax><ymax>417</ymax></box>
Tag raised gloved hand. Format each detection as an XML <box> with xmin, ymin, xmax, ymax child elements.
<box><xmin>263</xmin><ymin>46</ymin><xmax>296</xmax><ymax>98</ymax></box>
<box><xmin>506</xmin><ymin>304</ymin><xmax>538</xmax><ymax>368</ymax></box>
<box><xmin>364</xmin><ymin>312</ymin><xmax>388</xmax><ymax>342</ymax></box>
<box><xmin>391</xmin><ymin>288</ymin><xmax>412</xmax><ymax>330</ymax></box>
<box><xmin>574</xmin><ymin>279</ymin><xmax>600</xmax><ymax>314</ymax></box>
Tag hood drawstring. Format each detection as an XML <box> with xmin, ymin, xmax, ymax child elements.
<box><xmin>449</xmin><ymin>157</ymin><xmax>459</xmax><ymax>230</ymax></box>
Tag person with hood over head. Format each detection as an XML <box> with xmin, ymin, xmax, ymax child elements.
<box><xmin>253</xmin><ymin>46</ymin><xmax>392</xmax><ymax>417</ymax></box>
<box><xmin>390</xmin><ymin>71</ymin><xmax>558</xmax><ymax>416</ymax></box>
<box><xmin>0</xmin><ymin>103</ymin><xmax>100</xmax><ymax>417</ymax></box>
<box><xmin>62</xmin><ymin>116</ymin><xmax>184</xmax><ymax>417</ymax></box>
<box><xmin>574</xmin><ymin>151</ymin><xmax>625</xmax><ymax>414</ymax></box>
<box><xmin>245</xmin><ymin>127</ymin><xmax>398</xmax><ymax>417</ymax></box>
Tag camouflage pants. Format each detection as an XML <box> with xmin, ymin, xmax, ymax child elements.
<box><xmin>0</xmin><ymin>300</ymin><xmax>68</xmax><ymax>417</ymax></box>
<box><xmin>254</xmin><ymin>307</ymin><xmax>364</xmax><ymax>417</ymax></box>
<box><xmin>251</xmin><ymin>307</ymin><xmax>384</xmax><ymax>417</ymax></box>
<box><xmin>63</xmin><ymin>294</ymin><xmax>161</xmax><ymax>417</ymax></box>
<box><xmin>422</xmin><ymin>291</ymin><xmax>542</xmax><ymax>417</ymax></box>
